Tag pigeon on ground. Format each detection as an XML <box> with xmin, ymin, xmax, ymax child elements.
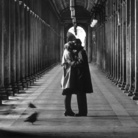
<box><xmin>24</xmin><ymin>111</ymin><xmax>38</xmax><ymax>124</ymax></box>
<box><xmin>28</xmin><ymin>102</ymin><xmax>36</xmax><ymax>108</ymax></box>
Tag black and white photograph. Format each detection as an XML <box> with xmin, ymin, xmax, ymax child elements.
<box><xmin>0</xmin><ymin>0</ymin><xmax>138</xmax><ymax>138</ymax></box>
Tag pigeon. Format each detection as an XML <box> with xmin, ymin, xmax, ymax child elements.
<box><xmin>28</xmin><ymin>102</ymin><xmax>36</xmax><ymax>108</ymax></box>
<box><xmin>24</xmin><ymin>111</ymin><xmax>38</xmax><ymax>124</ymax></box>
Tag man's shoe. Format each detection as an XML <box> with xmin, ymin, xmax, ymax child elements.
<box><xmin>75</xmin><ymin>113</ymin><xmax>87</xmax><ymax>117</ymax></box>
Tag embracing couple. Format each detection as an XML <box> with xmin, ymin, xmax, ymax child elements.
<box><xmin>61</xmin><ymin>38</ymin><xmax>93</xmax><ymax>117</ymax></box>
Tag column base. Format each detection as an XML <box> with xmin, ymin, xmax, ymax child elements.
<box><xmin>26</xmin><ymin>77</ymin><xmax>31</xmax><ymax>87</ymax></box>
<box><xmin>117</xmin><ymin>79</ymin><xmax>123</xmax><ymax>87</ymax></box>
<box><xmin>17</xmin><ymin>81</ymin><xmax>24</xmax><ymax>91</ymax></box>
<box><xmin>110</xmin><ymin>76</ymin><xmax>114</xmax><ymax>81</ymax></box>
<box><xmin>107</xmin><ymin>74</ymin><xmax>112</xmax><ymax>80</ymax></box>
<box><xmin>12</xmin><ymin>83</ymin><xmax>19</xmax><ymax>94</ymax></box>
<box><xmin>0</xmin><ymin>91</ymin><xmax>2</xmax><ymax>105</ymax></box>
<box><xmin>127</xmin><ymin>91</ymin><xmax>134</xmax><ymax>96</ymax></box>
<box><xmin>22</xmin><ymin>78</ymin><xmax>28</xmax><ymax>88</ymax></box>
<box><xmin>117</xmin><ymin>83</ymin><xmax>122</xmax><ymax>87</ymax></box>
<box><xmin>132</xmin><ymin>95</ymin><xmax>138</xmax><ymax>100</ymax></box>
<box><xmin>29</xmin><ymin>76</ymin><xmax>35</xmax><ymax>85</ymax></box>
<box><xmin>123</xmin><ymin>84</ymin><xmax>130</xmax><ymax>93</ymax></box>
<box><xmin>112</xmin><ymin>77</ymin><xmax>117</xmax><ymax>83</ymax></box>
<box><xmin>36</xmin><ymin>72</ymin><xmax>42</xmax><ymax>79</ymax></box>
<box><xmin>120</xmin><ymin>82</ymin><xmax>126</xmax><ymax>90</ymax></box>
<box><xmin>132</xmin><ymin>91</ymin><xmax>138</xmax><ymax>100</ymax></box>
<box><xmin>0</xmin><ymin>99</ymin><xmax>2</xmax><ymax>105</ymax></box>
<box><xmin>114</xmin><ymin>79</ymin><xmax>119</xmax><ymax>85</ymax></box>
<box><xmin>6</xmin><ymin>84</ymin><xmax>14</xmax><ymax>96</ymax></box>
<box><xmin>106</xmin><ymin>73</ymin><xmax>110</xmax><ymax>78</ymax></box>
<box><xmin>0</xmin><ymin>87</ymin><xmax>8</xmax><ymax>100</ymax></box>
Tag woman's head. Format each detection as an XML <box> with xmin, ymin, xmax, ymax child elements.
<box><xmin>64</xmin><ymin>41</ymin><xmax>74</xmax><ymax>51</ymax></box>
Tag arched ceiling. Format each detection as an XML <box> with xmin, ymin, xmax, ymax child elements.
<box><xmin>49</xmin><ymin>0</ymin><xmax>105</xmax><ymax>24</ymax></box>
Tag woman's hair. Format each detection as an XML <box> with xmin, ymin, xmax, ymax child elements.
<box><xmin>64</xmin><ymin>41</ymin><xmax>74</xmax><ymax>51</ymax></box>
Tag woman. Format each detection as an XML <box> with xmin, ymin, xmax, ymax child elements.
<box><xmin>61</xmin><ymin>41</ymin><xmax>77</xmax><ymax>116</ymax></box>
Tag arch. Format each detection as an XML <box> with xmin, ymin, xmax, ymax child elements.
<box><xmin>66</xmin><ymin>32</ymin><xmax>76</xmax><ymax>42</ymax></box>
<box><xmin>67</xmin><ymin>26</ymin><xmax>86</xmax><ymax>46</ymax></box>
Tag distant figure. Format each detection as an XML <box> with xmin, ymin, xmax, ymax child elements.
<box><xmin>24</xmin><ymin>111</ymin><xmax>38</xmax><ymax>124</ymax></box>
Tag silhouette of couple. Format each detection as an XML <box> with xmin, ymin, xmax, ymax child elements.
<box><xmin>61</xmin><ymin>39</ymin><xmax>93</xmax><ymax>117</ymax></box>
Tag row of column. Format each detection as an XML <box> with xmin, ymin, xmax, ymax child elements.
<box><xmin>0</xmin><ymin>0</ymin><xmax>62</xmax><ymax>104</ymax></box>
<box><xmin>92</xmin><ymin>0</ymin><xmax>138</xmax><ymax>100</ymax></box>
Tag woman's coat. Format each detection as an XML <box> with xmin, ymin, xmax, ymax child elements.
<box><xmin>61</xmin><ymin>49</ymin><xmax>77</xmax><ymax>94</ymax></box>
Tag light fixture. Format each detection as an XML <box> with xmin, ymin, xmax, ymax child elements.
<box><xmin>72</xmin><ymin>17</ymin><xmax>76</xmax><ymax>24</ymax></box>
<box><xmin>71</xmin><ymin>9</ymin><xmax>75</xmax><ymax>18</ymax></box>
<box><xmin>70</xmin><ymin>0</ymin><xmax>77</xmax><ymax>35</ymax></box>
<box><xmin>70</xmin><ymin>0</ymin><xmax>75</xmax><ymax>18</ymax></box>
<box><xmin>90</xmin><ymin>12</ymin><xmax>98</xmax><ymax>27</ymax></box>
<box><xmin>74</xmin><ymin>23</ymin><xmax>77</xmax><ymax>35</ymax></box>
<box><xmin>90</xmin><ymin>19</ymin><xmax>98</xmax><ymax>27</ymax></box>
<box><xmin>70</xmin><ymin>0</ymin><xmax>75</xmax><ymax>10</ymax></box>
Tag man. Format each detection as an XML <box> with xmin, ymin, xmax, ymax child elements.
<box><xmin>73</xmin><ymin>39</ymin><xmax>93</xmax><ymax>116</ymax></box>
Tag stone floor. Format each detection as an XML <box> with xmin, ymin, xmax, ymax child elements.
<box><xmin>0</xmin><ymin>64</ymin><xmax>138</xmax><ymax>138</ymax></box>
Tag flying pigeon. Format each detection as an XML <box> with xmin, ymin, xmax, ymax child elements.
<box><xmin>24</xmin><ymin>111</ymin><xmax>38</xmax><ymax>124</ymax></box>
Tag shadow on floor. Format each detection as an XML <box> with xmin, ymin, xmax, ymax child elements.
<box><xmin>0</xmin><ymin>128</ymin><xmax>138</xmax><ymax>138</ymax></box>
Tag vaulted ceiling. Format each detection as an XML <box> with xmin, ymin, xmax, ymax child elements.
<box><xmin>50</xmin><ymin>0</ymin><xmax>106</xmax><ymax>24</ymax></box>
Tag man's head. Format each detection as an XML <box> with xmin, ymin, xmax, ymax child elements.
<box><xmin>73</xmin><ymin>39</ymin><xmax>82</xmax><ymax>50</ymax></box>
<box><xmin>75</xmin><ymin>39</ymin><xmax>82</xmax><ymax>45</ymax></box>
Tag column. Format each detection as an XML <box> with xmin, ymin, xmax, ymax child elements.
<box><xmin>117</xmin><ymin>0</ymin><xmax>123</xmax><ymax>87</ymax></box>
<box><xmin>20</xmin><ymin>1</ymin><xmax>27</xmax><ymax>88</ymax></box>
<box><xmin>132</xmin><ymin>0</ymin><xmax>138</xmax><ymax>100</ymax></box>
<box><xmin>88</xmin><ymin>26</ymin><xmax>92</xmax><ymax>62</ymax></box>
<box><xmin>124</xmin><ymin>0</ymin><xmax>131</xmax><ymax>93</ymax></box>
<box><xmin>107</xmin><ymin>0</ymin><xmax>112</xmax><ymax>78</ymax></box>
<box><xmin>113</xmin><ymin>0</ymin><xmax>118</xmax><ymax>83</ymax></box>
<box><xmin>116</xmin><ymin>0</ymin><xmax>120</xmax><ymax>85</ymax></box>
<box><xmin>37</xmin><ymin>17</ymin><xmax>41</xmax><ymax>77</ymax></box>
<box><xmin>25</xmin><ymin>5</ymin><xmax>30</xmax><ymax>86</ymax></box>
<box><xmin>10</xmin><ymin>0</ymin><xmax>19</xmax><ymax>94</ymax></box>
<box><xmin>34</xmin><ymin>14</ymin><xmax>38</xmax><ymax>78</ymax></box>
<box><xmin>108</xmin><ymin>2</ymin><xmax>112</xmax><ymax>78</ymax></box>
<box><xmin>0</xmin><ymin>0</ymin><xmax>6</xmax><ymax>103</ymax></box>
<box><xmin>105</xmin><ymin>1</ymin><xmax>110</xmax><ymax>76</ymax></box>
<box><xmin>110</xmin><ymin>1</ymin><xmax>114</xmax><ymax>79</ymax></box>
<box><xmin>3</xmin><ymin>0</ymin><xmax>13</xmax><ymax>98</ymax></box>
<box><xmin>29</xmin><ymin>10</ymin><xmax>35</xmax><ymax>85</ymax></box>
<box><xmin>128</xmin><ymin>0</ymin><xmax>135</xmax><ymax>96</ymax></box>
<box><xmin>16</xmin><ymin>0</ymin><xmax>23</xmax><ymax>91</ymax></box>
<box><xmin>121</xmin><ymin>0</ymin><xmax>127</xmax><ymax>90</ymax></box>
<box><xmin>27</xmin><ymin>8</ymin><xmax>32</xmax><ymax>85</ymax></box>
<box><xmin>32</xmin><ymin>12</ymin><xmax>36</xmax><ymax>81</ymax></box>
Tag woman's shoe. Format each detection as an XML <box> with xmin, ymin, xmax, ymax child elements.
<box><xmin>64</xmin><ymin>111</ymin><xmax>75</xmax><ymax>116</ymax></box>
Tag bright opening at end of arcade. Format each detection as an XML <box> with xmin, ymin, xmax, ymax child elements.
<box><xmin>68</xmin><ymin>26</ymin><xmax>86</xmax><ymax>47</ymax></box>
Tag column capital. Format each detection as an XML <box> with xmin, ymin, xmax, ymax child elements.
<box><xmin>19</xmin><ymin>1</ymin><xmax>23</xmax><ymax>5</ymax></box>
<box><xmin>27</xmin><ymin>6</ymin><xmax>30</xmax><ymax>12</ymax></box>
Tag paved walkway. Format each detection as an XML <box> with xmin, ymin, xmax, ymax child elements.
<box><xmin>0</xmin><ymin>64</ymin><xmax>138</xmax><ymax>138</ymax></box>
